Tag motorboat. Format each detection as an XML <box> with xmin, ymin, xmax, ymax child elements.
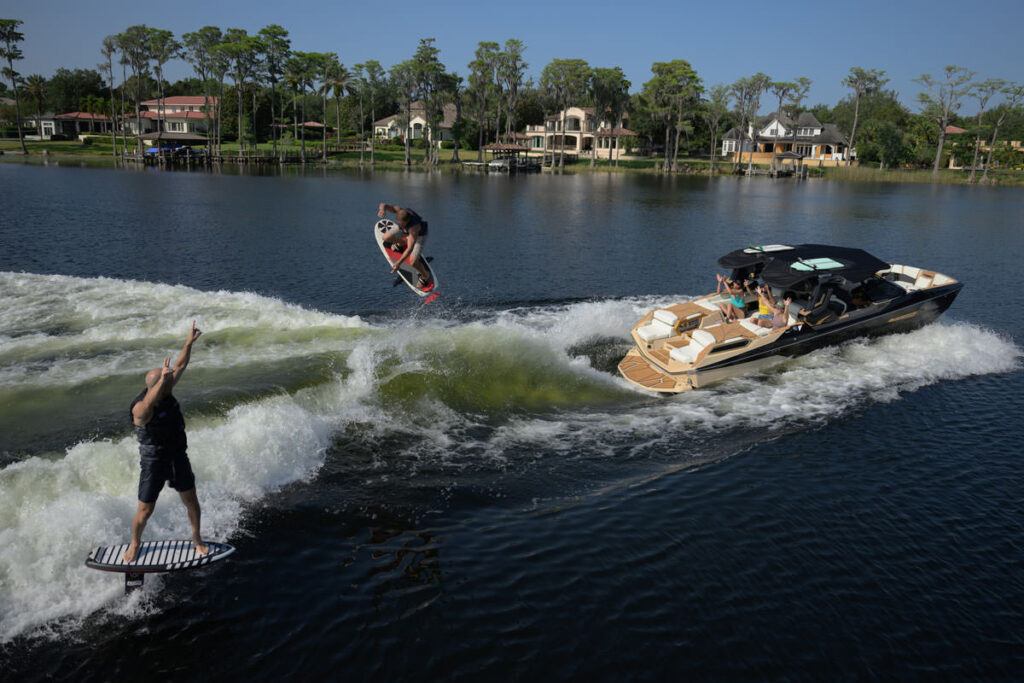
<box><xmin>618</xmin><ymin>244</ymin><xmax>962</xmax><ymax>393</ymax></box>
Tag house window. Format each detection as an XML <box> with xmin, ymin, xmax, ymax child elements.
<box><xmin>769</xmin><ymin>127</ymin><xmax>778</xmax><ymax>136</ymax></box>
<box><xmin>723</xmin><ymin>139</ymin><xmax>737</xmax><ymax>153</ymax></box>
<box><xmin>168</xmin><ymin>121</ymin><xmax>183</xmax><ymax>132</ymax></box>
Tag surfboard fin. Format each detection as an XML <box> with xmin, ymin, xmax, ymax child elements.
<box><xmin>392</xmin><ymin>277</ymin><xmax>404</xmax><ymax>288</ymax></box>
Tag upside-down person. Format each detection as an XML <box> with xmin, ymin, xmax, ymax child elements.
<box><xmin>377</xmin><ymin>202</ymin><xmax>433</xmax><ymax>289</ymax></box>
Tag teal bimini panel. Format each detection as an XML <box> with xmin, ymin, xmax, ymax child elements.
<box><xmin>791</xmin><ymin>257</ymin><xmax>845</xmax><ymax>272</ymax></box>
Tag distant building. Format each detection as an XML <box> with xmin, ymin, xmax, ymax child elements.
<box><xmin>122</xmin><ymin>96</ymin><xmax>218</xmax><ymax>136</ymax></box>
<box><xmin>27</xmin><ymin>111</ymin><xmax>113</xmax><ymax>139</ymax></box>
<box><xmin>373</xmin><ymin>100</ymin><xmax>457</xmax><ymax>145</ymax></box>
<box><xmin>722</xmin><ymin>112</ymin><xmax>851</xmax><ymax>165</ymax></box>
<box><xmin>523</xmin><ymin>106</ymin><xmax>635</xmax><ymax>160</ymax></box>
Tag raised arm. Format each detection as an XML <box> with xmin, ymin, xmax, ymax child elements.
<box><xmin>132</xmin><ymin>357</ymin><xmax>174</xmax><ymax>426</ymax></box>
<box><xmin>378</xmin><ymin>202</ymin><xmax>402</xmax><ymax>218</ymax></box>
<box><xmin>171</xmin><ymin>321</ymin><xmax>202</xmax><ymax>387</ymax></box>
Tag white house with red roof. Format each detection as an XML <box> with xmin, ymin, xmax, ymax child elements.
<box><xmin>26</xmin><ymin>111</ymin><xmax>112</xmax><ymax>139</ymax></box>
<box><xmin>122</xmin><ymin>96</ymin><xmax>218</xmax><ymax>135</ymax></box>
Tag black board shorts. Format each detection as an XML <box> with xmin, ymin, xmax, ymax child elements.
<box><xmin>138</xmin><ymin>453</ymin><xmax>196</xmax><ymax>503</ymax></box>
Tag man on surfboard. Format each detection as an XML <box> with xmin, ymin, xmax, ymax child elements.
<box><xmin>377</xmin><ymin>202</ymin><xmax>432</xmax><ymax>289</ymax></box>
<box><xmin>123</xmin><ymin>321</ymin><xmax>208</xmax><ymax>563</ymax></box>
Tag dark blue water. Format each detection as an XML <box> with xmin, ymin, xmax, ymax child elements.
<box><xmin>1</xmin><ymin>161</ymin><xmax>1022</xmax><ymax>679</ymax></box>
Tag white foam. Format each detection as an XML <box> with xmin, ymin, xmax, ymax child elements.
<box><xmin>0</xmin><ymin>275</ymin><xmax>1018</xmax><ymax>642</ymax></box>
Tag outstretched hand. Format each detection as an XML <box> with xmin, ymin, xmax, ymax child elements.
<box><xmin>161</xmin><ymin>357</ymin><xmax>173</xmax><ymax>381</ymax></box>
<box><xmin>377</xmin><ymin>203</ymin><xmax>386</xmax><ymax>218</ymax></box>
<box><xmin>187</xmin><ymin>320</ymin><xmax>202</xmax><ymax>344</ymax></box>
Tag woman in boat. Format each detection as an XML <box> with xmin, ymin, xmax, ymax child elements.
<box><xmin>716</xmin><ymin>273</ymin><xmax>751</xmax><ymax>322</ymax></box>
<box><xmin>751</xmin><ymin>284</ymin><xmax>775</xmax><ymax>327</ymax></box>
<box><xmin>751</xmin><ymin>285</ymin><xmax>793</xmax><ymax>330</ymax></box>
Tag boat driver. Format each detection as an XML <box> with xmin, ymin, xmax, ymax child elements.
<box><xmin>377</xmin><ymin>202</ymin><xmax>432</xmax><ymax>289</ymax></box>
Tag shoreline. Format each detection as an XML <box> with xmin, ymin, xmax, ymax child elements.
<box><xmin>2</xmin><ymin>143</ymin><xmax>1022</xmax><ymax>185</ymax></box>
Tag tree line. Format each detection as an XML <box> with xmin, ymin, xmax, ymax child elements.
<box><xmin>2</xmin><ymin>17</ymin><xmax>1022</xmax><ymax>178</ymax></box>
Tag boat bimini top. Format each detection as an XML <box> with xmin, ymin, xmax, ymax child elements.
<box><xmin>718</xmin><ymin>244</ymin><xmax>892</xmax><ymax>288</ymax></box>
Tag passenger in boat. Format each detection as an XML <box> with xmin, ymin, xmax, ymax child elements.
<box><xmin>751</xmin><ymin>285</ymin><xmax>793</xmax><ymax>329</ymax></box>
<box><xmin>716</xmin><ymin>273</ymin><xmax>750</xmax><ymax>322</ymax></box>
<box><xmin>751</xmin><ymin>284</ymin><xmax>775</xmax><ymax>327</ymax></box>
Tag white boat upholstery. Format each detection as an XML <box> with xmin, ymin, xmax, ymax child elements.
<box><xmin>669</xmin><ymin>329</ymin><xmax>716</xmax><ymax>365</ymax></box>
<box><xmin>637</xmin><ymin>309</ymin><xmax>678</xmax><ymax>342</ymax></box>
<box><xmin>697</xmin><ymin>293</ymin><xmax>748</xmax><ymax>312</ymax></box>
<box><xmin>740</xmin><ymin>318</ymin><xmax>772</xmax><ymax>336</ymax></box>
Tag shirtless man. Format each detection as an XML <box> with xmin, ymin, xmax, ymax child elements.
<box><xmin>123</xmin><ymin>321</ymin><xmax>208</xmax><ymax>563</ymax></box>
<box><xmin>377</xmin><ymin>202</ymin><xmax>432</xmax><ymax>288</ymax></box>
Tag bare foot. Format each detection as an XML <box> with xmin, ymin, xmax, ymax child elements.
<box><xmin>123</xmin><ymin>543</ymin><xmax>139</xmax><ymax>563</ymax></box>
<box><xmin>194</xmin><ymin>541</ymin><xmax>210</xmax><ymax>557</ymax></box>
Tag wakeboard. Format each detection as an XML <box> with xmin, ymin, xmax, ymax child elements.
<box><xmin>375</xmin><ymin>219</ymin><xmax>439</xmax><ymax>304</ymax></box>
<box><xmin>85</xmin><ymin>539</ymin><xmax>235</xmax><ymax>593</ymax></box>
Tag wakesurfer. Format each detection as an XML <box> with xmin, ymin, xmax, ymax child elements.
<box><xmin>377</xmin><ymin>202</ymin><xmax>433</xmax><ymax>289</ymax></box>
<box><xmin>123</xmin><ymin>321</ymin><xmax>209</xmax><ymax>563</ymax></box>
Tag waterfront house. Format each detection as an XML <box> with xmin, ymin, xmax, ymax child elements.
<box><xmin>722</xmin><ymin>112</ymin><xmax>851</xmax><ymax>165</ymax></box>
<box><xmin>373</xmin><ymin>101</ymin><xmax>456</xmax><ymax>145</ymax></box>
<box><xmin>523</xmin><ymin>107</ymin><xmax>635</xmax><ymax>160</ymax></box>
<box><xmin>26</xmin><ymin>111</ymin><xmax>112</xmax><ymax>139</ymax></box>
<box><xmin>123</xmin><ymin>96</ymin><xmax>218</xmax><ymax>136</ymax></box>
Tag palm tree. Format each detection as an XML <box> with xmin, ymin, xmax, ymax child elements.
<box><xmin>209</xmin><ymin>42</ymin><xmax>229</xmax><ymax>156</ymax></box>
<box><xmin>499</xmin><ymin>39</ymin><xmax>527</xmax><ymax>143</ymax></box>
<box><xmin>329</xmin><ymin>61</ymin><xmax>353</xmax><ymax>154</ymax></box>
<box><xmin>220</xmin><ymin>28</ymin><xmax>262</xmax><ymax>156</ymax></box>
<box><xmin>316</xmin><ymin>52</ymin><xmax>340</xmax><ymax>163</ymax></box>
<box><xmin>183</xmin><ymin>26</ymin><xmax>223</xmax><ymax>158</ymax></box>
<box><xmin>148</xmin><ymin>28</ymin><xmax>180</xmax><ymax>156</ymax></box>
<box><xmin>540</xmin><ymin>58</ymin><xmax>591</xmax><ymax>169</ymax></box>
<box><xmin>590</xmin><ymin>67</ymin><xmax>630</xmax><ymax>167</ymax></box>
<box><xmin>23</xmin><ymin>74</ymin><xmax>46</xmax><ymax>134</ymax></box>
<box><xmin>257</xmin><ymin>25</ymin><xmax>290</xmax><ymax>158</ymax></box>
<box><xmin>284</xmin><ymin>55</ymin><xmax>304</xmax><ymax>154</ymax></box>
<box><xmin>99</xmin><ymin>35</ymin><xmax>119</xmax><ymax>159</ymax></box>
<box><xmin>468</xmin><ymin>42</ymin><xmax>499</xmax><ymax>161</ymax></box>
<box><xmin>0</xmin><ymin>19</ymin><xmax>28</xmax><ymax>153</ymax></box>
<box><xmin>361</xmin><ymin>60</ymin><xmax>385</xmax><ymax>167</ymax></box>
<box><xmin>117</xmin><ymin>25</ymin><xmax>152</xmax><ymax>156</ymax></box>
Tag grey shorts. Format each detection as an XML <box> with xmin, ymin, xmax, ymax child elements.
<box><xmin>383</xmin><ymin>226</ymin><xmax>428</xmax><ymax>260</ymax></box>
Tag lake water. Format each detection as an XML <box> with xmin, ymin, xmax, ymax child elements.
<box><xmin>1</xmin><ymin>161</ymin><xmax>1022</xmax><ymax>679</ymax></box>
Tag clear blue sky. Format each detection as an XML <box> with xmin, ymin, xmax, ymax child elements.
<box><xmin>8</xmin><ymin>0</ymin><xmax>1023</xmax><ymax>111</ymax></box>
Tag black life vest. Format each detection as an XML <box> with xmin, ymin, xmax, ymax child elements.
<box><xmin>402</xmin><ymin>209</ymin><xmax>428</xmax><ymax>236</ymax></box>
<box><xmin>130</xmin><ymin>389</ymin><xmax>187</xmax><ymax>458</ymax></box>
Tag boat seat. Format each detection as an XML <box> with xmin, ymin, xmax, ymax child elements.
<box><xmin>669</xmin><ymin>329</ymin><xmax>716</xmax><ymax>365</ymax></box>
<box><xmin>828</xmin><ymin>295</ymin><xmax>848</xmax><ymax>316</ymax></box>
<box><xmin>914</xmin><ymin>271</ymin><xmax>935</xmax><ymax>289</ymax></box>
<box><xmin>637</xmin><ymin>309</ymin><xmax>678</xmax><ymax>342</ymax></box>
<box><xmin>739</xmin><ymin>318</ymin><xmax>772</xmax><ymax>336</ymax></box>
